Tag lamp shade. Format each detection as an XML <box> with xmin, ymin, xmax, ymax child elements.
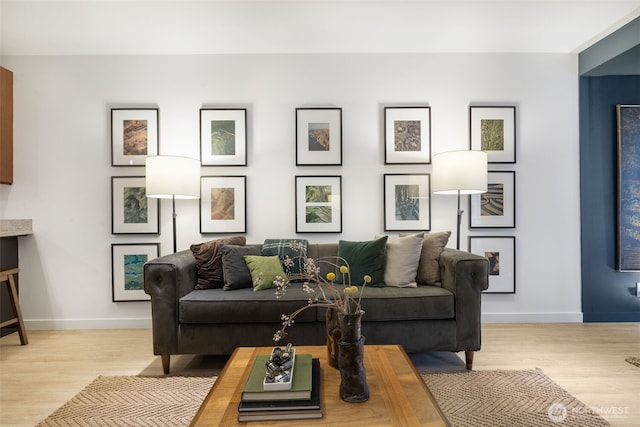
<box><xmin>432</xmin><ymin>150</ymin><xmax>487</xmax><ymax>195</ymax></box>
<box><xmin>145</xmin><ymin>155</ymin><xmax>200</xmax><ymax>199</ymax></box>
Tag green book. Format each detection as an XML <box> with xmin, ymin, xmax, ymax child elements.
<box><xmin>241</xmin><ymin>353</ymin><xmax>313</xmax><ymax>401</ymax></box>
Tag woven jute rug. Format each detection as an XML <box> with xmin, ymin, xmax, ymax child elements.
<box><xmin>37</xmin><ymin>376</ymin><xmax>216</xmax><ymax>427</ymax></box>
<box><xmin>38</xmin><ymin>370</ymin><xmax>611</xmax><ymax>426</ymax></box>
<box><xmin>625</xmin><ymin>356</ymin><xmax>640</xmax><ymax>368</ymax></box>
<box><xmin>421</xmin><ymin>369</ymin><xmax>610</xmax><ymax>427</ymax></box>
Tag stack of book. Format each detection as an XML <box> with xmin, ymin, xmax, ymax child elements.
<box><xmin>238</xmin><ymin>353</ymin><xmax>323</xmax><ymax>422</ymax></box>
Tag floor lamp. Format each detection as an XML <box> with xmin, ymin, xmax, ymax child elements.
<box><xmin>432</xmin><ymin>150</ymin><xmax>487</xmax><ymax>250</ymax></box>
<box><xmin>145</xmin><ymin>155</ymin><xmax>200</xmax><ymax>253</ymax></box>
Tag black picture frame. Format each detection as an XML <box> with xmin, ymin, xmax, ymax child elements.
<box><xmin>295</xmin><ymin>175</ymin><xmax>342</xmax><ymax>233</ymax></box>
<box><xmin>296</xmin><ymin>108</ymin><xmax>342</xmax><ymax>166</ymax></box>
<box><xmin>383</xmin><ymin>173</ymin><xmax>431</xmax><ymax>231</ymax></box>
<box><xmin>469</xmin><ymin>106</ymin><xmax>516</xmax><ymax>164</ymax></box>
<box><xmin>111</xmin><ymin>176</ymin><xmax>160</xmax><ymax>235</ymax></box>
<box><xmin>200</xmin><ymin>108</ymin><xmax>248</xmax><ymax>166</ymax></box>
<box><xmin>111</xmin><ymin>243</ymin><xmax>159</xmax><ymax>301</ymax></box>
<box><xmin>468</xmin><ymin>236</ymin><xmax>516</xmax><ymax>294</ymax></box>
<box><xmin>111</xmin><ymin>108</ymin><xmax>159</xmax><ymax>166</ymax></box>
<box><xmin>199</xmin><ymin>176</ymin><xmax>247</xmax><ymax>234</ymax></box>
<box><xmin>469</xmin><ymin>171</ymin><xmax>516</xmax><ymax>228</ymax></box>
<box><xmin>384</xmin><ymin>107</ymin><xmax>431</xmax><ymax>164</ymax></box>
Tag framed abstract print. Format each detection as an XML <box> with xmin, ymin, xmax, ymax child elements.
<box><xmin>383</xmin><ymin>174</ymin><xmax>431</xmax><ymax>231</ymax></box>
<box><xmin>468</xmin><ymin>236</ymin><xmax>516</xmax><ymax>294</ymax></box>
<box><xmin>384</xmin><ymin>107</ymin><xmax>431</xmax><ymax>164</ymax></box>
<box><xmin>469</xmin><ymin>106</ymin><xmax>516</xmax><ymax>163</ymax></box>
<box><xmin>111</xmin><ymin>108</ymin><xmax>159</xmax><ymax>166</ymax></box>
<box><xmin>617</xmin><ymin>104</ymin><xmax>640</xmax><ymax>271</ymax></box>
<box><xmin>295</xmin><ymin>176</ymin><xmax>342</xmax><ymax>233</ymax></box>
<box><xmin>111</xmin><ymin>176</ymin><xmax>159</xmax><ymax>234</ymax></box>
<box><xmin>296</xmin><ymin>108</ymin><xmax>342</xmax><ymax>166</ymax></box>
<box><xmin>111</xmin><ymin>243</ymin><xmax>159</xmax><ymax>301</ymax></box>
<box><xmin>469</xmin><ymin>171</ymin><xmax>516</xmax><ymax>228</ymax></box>
<box><xmin>200</xmin><ymin>176</ymin><xmax>247</xmax><ymax>234</ymax></box>
<box><xmin>200</xmin><ymin>108</ymin><xmax>247</xmax><ymax>166</ymax></box>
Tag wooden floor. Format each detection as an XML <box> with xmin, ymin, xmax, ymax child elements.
<box><xmin>1</xmin><ymin>323</ymin><xmax>639</xmax><ymax>426</ymax></box>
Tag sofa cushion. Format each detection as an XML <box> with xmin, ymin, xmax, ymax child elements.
<box><xmin>336</xmin><ymin>236</ymin><xmax>388</xmax><ymax>287</ymax></box>
<box><xmin>179</xmin><ymin>283</ymin><xmax>318</xmax><ymax>324</ymax></box>
<box><xmin>317</xmin><ymin>286</ymin><xmax>454</xmax><ymax>322</ymax></box>
<box><xmin>402</xmin><ymin>231</ymin><xmax>451</xmax><ymax>286</ymax></box>
<box><xmin>380</xmin><ymin>233</ymin><xmax>424</xmax><ymax>288</ymax></box>
<box><xmin>261</xmin><ymin>239</ymin><xmax>309</xmax><ymax>279</ymax></box>
<box><xmin>220</xmin><ymin>244</ymin><xmax>261</xmax><ymax>291</ymax></box>
<box><xmin>190</xmin><ymin>236</ymin><xmax>246</xmax><ymax>289</ymax></box>
<box><xmin>244</xmin><ymin>255</ymin><xmax>287</xmax><ymax>291</ymax></box>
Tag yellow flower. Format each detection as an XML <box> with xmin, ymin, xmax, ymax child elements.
<box><xmin>363</xmin><ymin>275</ymin><xmax>372</xmax><ymax>284</ymax></box>
<box><xmin>326</xmin><ymin>272</ymin><xmax>336</xmax><ymax>281</ymax></box>
<box><xmin>340</xmin><ymin>265</ymin><xmax>349</xmax><ymax>274</ymax></box>
<box><xmin>344</xmin><ymin>286</ymin><xmax>358</xmax><ymax>295</ymax></box>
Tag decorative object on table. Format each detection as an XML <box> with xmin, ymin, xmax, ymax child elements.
<box><xmin>199</xmin><ymin>176</ymin><xmax>246</xmax><ymax>234</ymax></box>
<box><xmin>111</xmin><ymin>176</ymin><xmax>159</xmax><ymax>234</ymax></box>
<box><xmin>111</xmin><ymin>108</ymin><xmax>159</xmax><ymax>166</ymax></box>
<box><xmin>295</xmin><ymin>175</ymin><xmax>342</xmax><ymax>233</ymax></box>
<box><xmin>383</xmin><ymin>173</ymin><xmax>431</xmax><ymax>231</ymax></box>
<box><xmin>469</xmin><ymin>105</ymin><xmax>516</xmax><ymax>163</ymax></box>
<box><xmin>384</xmin><ymin>106</ymin><xmax>431</xmax><ymax>164</ymax></box>
<box><xmin>241</xmin><ymin>353</ymin><xmax>313</xmax><ymax>401</ymax></box>
<box><xmin>263</xmin><ymin>344</ymin><xmax>296</xmax><ymax>390</ymax></box>
<box><xmin>145</xmin><ymin>155</ymin><xmax>200</xmax><ymax>253</ymax></box>
<box><xmin>200</xmin><ymin>108</ymin><xmax>247</xmax><ymax>166</ymax></box>
<box><xmin>296</xmin><ymin>107</ymin><xmax>342</xmax><ymax>166</ymax></box>
<box><xmin>432</xmin><ymin>150</ymin><xmax>487</xmax><ymax>250</ymax></box>
<box><xmin>111</xmin><ymin>243</ymin><xmax>159</xmax><ymax>301</ymax></box>
<box><xmin>273</xmin><ymin>250</ymin><xmax>372</xmax><ymax>402</ymax></box>
<box><xmin>469</xmin><ymin>171</ymin><xmax>516</xmax><ymax>229</ymax></box>
<box><xmin>468</xmin><ymin>236</ymin><xmax>516</xmax><ymax>294</ymax></box>
<box><xmin>616</xmin><ymin>104</ymin><xmax>640</xmax><ymax>271</ymax></box>
<box><xmin>337</xmin><ymin>309</ymin><xmax>369</xmax><ymax>402</ymax></box>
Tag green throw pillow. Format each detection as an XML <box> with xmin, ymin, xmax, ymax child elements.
<box><xmin>335</xmin><ymin>236</ymin><xmax>388</xmax><ymax>287</ymax></box>
<box><xmin>244</xmin><ymin>255</ymin><xmax>288</xmax><ymax>291</ymax></box>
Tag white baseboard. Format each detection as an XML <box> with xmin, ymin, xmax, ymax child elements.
<box><xmin>24</xmin><ymin>318</ymin><xmax>152</xmax><ymax>330</ymax></box>
<box><xmin>481</xmin><ymin>312</ymin><xmax>584</xmax><ymax>323</ymax></box>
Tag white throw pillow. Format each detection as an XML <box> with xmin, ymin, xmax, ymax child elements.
<box><xmin>377</xmin><ymin>233</ymin><xmax>424</xmax><ymax>287</ymax></box>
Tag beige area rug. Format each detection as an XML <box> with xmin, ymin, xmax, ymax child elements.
<box><xmin>38</xmin><ymin>370</ymin><xmax>610</xmax><ymax>427</ymax></box>
<box><xmin>422</xmin><ymin>369</ymin><xmax>610</xmax><ymax>427</ymax></box>
<box><xmin>37</xmin><ymin>376</ymin><xmax>216</xmax><ymax>427</ymax></box>
<box><xmin>625</xmin><ymin>356</ymin><xmax>640</xmax><ymax>368</ymax></box>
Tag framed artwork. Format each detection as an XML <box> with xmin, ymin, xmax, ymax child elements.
<box><xmin>111</xmin><ymin>108</ymin><xmax>159</xmax><ymax>166</ymax></box>
<box><xmin>384</xmin><ymin>107</ymin><xmax>431</xmax><ymax>164</ymax></box>
<box><xmin>469</xmin><ymin>171</ymin><xmax>516</xmax><ymax>228</ymax></box>
<box><xmin>295</xmin><ymin>176</ymin><xmax>342</xmax><ymax>233</ymax></box>
<box><xmin>468</xmin><ymin>236</ymin><xmax>515</xmax><ymax>294</ymax></box>
<box><xmin>111</xmin><ymin>243</ymin><xmax>159</xmax><ymax>301</ymax></box>
<box><xmin>383</xmin><ymin>174</ymin><xmax>431</xmax><ymax>231</ymax></box>
<box><xmin>111</xmin><ymin>176</ymin><xmax>159</xmax><ymax>234</ymax></box>
<box><xmin>200</xmin><ymin>108</ymin><xmax>247</xmax><ymax>166</ymax></box>
<box><xmin>296</xmin><ymin>108</ymin><xmax>342</xmax><ymax>166</ymax></box>
<box><xmin>617</xmin><ymin>105</ymin><xmax>640</xmax><ymax>271</ymax></box>
<box><xmin>469</xmin><ymin>106</ymin><xmax>516</xmax><ymax>163</ymax></box>
<box><xmin>200</xmin><ymin>176</ymin><xmax>247</xmax><ymax>234</ymax></box>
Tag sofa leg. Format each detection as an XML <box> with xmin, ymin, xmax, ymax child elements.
<box><xmin>465</xmin><ymin>351</ymin><xmax>474</xmax><ymax>370</ymax></box>
<box><xmin>161</xmin><ymin>355</ymin><xmax>170</xmax><ymax>374</ymax></box>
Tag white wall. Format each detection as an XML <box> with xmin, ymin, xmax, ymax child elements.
<box><xmin>0</xmin><ymin>53</ymin><xmax>582</xmax><ymax>329</ymax></box>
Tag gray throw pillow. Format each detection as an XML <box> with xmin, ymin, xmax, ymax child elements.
<box><xmin>220</xmin><ymin>244</ymin><xmax>261</xmax><ymax>291</ymax></box>
<box><xmin>401</xmin><ymin>231</ymin><xmax>451</xmax><ymax>286</ymax></box>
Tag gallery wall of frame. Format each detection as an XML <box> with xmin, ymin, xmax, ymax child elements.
<box><xmin>107</xmin><ymin>103</ymin><xmax>520</xmax><ymax>299</ymax></box>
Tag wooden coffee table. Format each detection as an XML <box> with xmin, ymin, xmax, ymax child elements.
<box><xmin>190</xmin><ymin>345</ymin><xmax>451</xmax><ymax>426</ymax></box>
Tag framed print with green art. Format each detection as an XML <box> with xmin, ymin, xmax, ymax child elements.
<box><xmin>111</xmin><ymin>243</ymin><xmax>159</xmax><ymax>301</ymax></box>
<box><xmin>295</xmin><ymin>176</ymin><xmax>342</xmax><ymax>233</ymax></box>
<box><xmin>200</xmin><ymin>109</ymin><xmax>247</xmax><ymax>166</ymax></box>
<box><xmin>469</xmin><ymin>106</ymin><xmax>516</xmax><ymax>163</ymax></box>
<box><xmin>111</xmin><ymin>176</ymin><xmax>159</xmax><ymax>234</ymax></box>
<box><xmin>383</xmin><ymin>174</ymin><xmax>431</xmax><ymax>231</ymax></box>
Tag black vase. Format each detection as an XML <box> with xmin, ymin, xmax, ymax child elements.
<box><xmin>337</xmin><ymin>310</ymin><xmax>369</xmax><ymax>403</ymax></box>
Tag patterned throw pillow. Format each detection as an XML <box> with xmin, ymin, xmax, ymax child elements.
<box><xmin>261</xmin><ymin>239</ymin><xmax>309</xmax><ymax>279</ymax></box>
<box><xmin>190</xmin><ymin>236</ymin><xmax>246</xmax><ymax>289</ymax></box>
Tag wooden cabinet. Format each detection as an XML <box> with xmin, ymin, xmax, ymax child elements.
<box><xmin>1</xmin><ymin>67</ymin><xmax>13</xmax><ymax>185</ymax></box>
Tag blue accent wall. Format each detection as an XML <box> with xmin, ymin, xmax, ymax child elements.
<box><xmin>580</xmin><ymin>75</ymin><xmax>640</xmax><ymax>322</ymax></box>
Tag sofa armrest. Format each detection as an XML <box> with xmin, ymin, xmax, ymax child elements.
<box><xmin>439</xmin><ymin>248</ymin><xmax>489</xmax><ymax>351</ymax></box>
<box><xmin>143</xmin><ymin>250</ymin><xmax>197</xmax><ymax>356</ymax></box>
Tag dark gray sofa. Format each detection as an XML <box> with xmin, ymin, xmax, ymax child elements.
<box><xmin>144</xmin><ymin>242</ymin><xmax>489</xmax><ymax>374</ymax></box>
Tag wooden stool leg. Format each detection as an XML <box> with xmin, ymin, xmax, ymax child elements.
<box><xmin>7</xmin><ymin>273</ymin><xmax>28</xmax><ymax>345</ymax></box>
